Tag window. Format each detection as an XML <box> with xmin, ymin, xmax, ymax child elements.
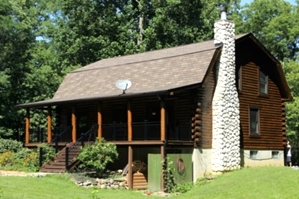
<box><xmin>250</xmin><ymin>108</ymin><xmax>260</xmax><ymax>135</ymax></box>
<box><xmin>237</xmin><ymin>66</ymin><xmax>242</xmax><ymax>92</ymax></box>
<box><xmin>250</xmin><ymin>151</ymin><xmax>258</xmax><ymax>159</ymax></box>
<box><xmin>272</xmin><ymin>151</ymin><xmax>279</xmax><ymax>159</ymax></box>
<box><xmin>259</xmin><ymin>71</ymin><xmax>268</xmax><ymax>95</ymax></box>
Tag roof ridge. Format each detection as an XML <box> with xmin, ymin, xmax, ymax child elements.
<box><xmin>71</xmin><ymin>47</ymin><xmax>219</xmax><ymax>73</ymax></box>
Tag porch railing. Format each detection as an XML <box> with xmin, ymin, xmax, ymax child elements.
<box><xmin>29</xmin><ymin>127</ymin><xmax>47</xmax><ymax>143</ymax></box>
<box><xmin>102</xmin><ymin>123</ymin><xmax>127</xmax><ymax>141</ymax></box>
<box><xmin>167</xmin><ymin>122</ymin><xmax>192</xmax><ymax>141</ymax></box>
<box><xmin>100</xmin><ymin>121</ymin><xmax>191</xmax><ymax>141</ymax></box>
<box><xmin>50</xmin><ymin>126</ymin><xmax>72</xmax><ymax>153</ymax></box>
<box><xmin>65</xmin><ymin>124</ymin><xmax>98</xmax><ymax>170</ymax></box>
<box><xmin>132</xmin><ymin>121</ymin><xmax>160</xmax><ymax>140</ymax></box>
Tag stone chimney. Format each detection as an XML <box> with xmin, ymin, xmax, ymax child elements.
<box><xmin>212</xmin><ymin>6</ymin><xmax>240</xmax><ymax>172</ymax></box>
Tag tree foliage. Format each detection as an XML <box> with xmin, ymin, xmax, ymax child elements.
<box><xmin>234</xmin><ymin>0</ymin><xmax>299</xmax><ymax>61</ymax></box>
<box><xmin>0</xmin><ymin>0</ymin><xmax>299</xmax><ymax>144</ymax></box>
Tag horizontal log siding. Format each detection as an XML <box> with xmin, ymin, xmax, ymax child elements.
<box><xmin>174</xmin><ymin>93</ymin><xmax>193</xmax><ymax>141</ymax></box>
<box><xmin>199</xmin><ymin>66</ymin><xmax>216</xmax><ymax>148</ymax></box>
<box><xmin>239</xmin><ymin>62</ymin><xmax>285</xmax><ymax>150</ymax></box>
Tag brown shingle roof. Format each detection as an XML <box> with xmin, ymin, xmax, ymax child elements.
<box><xmin>17</xmin><ymin>34</ymin><xmax>257</xmax><ymax>108</ymax></box>
<box><xmin>53</xmin><ymin>39</ymin><xmax>219</xmax><ymax>100</ymax></box>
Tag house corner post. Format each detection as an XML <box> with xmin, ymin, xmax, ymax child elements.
<box><xmin>47</xmin><ymin>106</ymin><xmax>52</xmax><ymax>143</ymax></box>
<box><xmin>97</xmin><ymin>102</ymin><xmax>102</xmax><ymax>140</ymax></box>
<box><xmin>25</xmin><ymin>108</ymin><xmax>30</xmax><ymax>144</ymax></box>
<box><xmin>71</xmin><ymin>106</ymin><xmax>77</xmax><ymax>142</ymax></box>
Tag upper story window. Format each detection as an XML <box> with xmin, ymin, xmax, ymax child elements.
<box><xmin>237</xmin><ymin>66</ymin><xmax>242</xmax><ymax>92</ymax></box>
<box><xmin>250</xmin><ymin>108</ymin><xmax>260</xmax><ymax>135</ymax></box>
<box><xmin>259</xmin><ymin>71</ymin><xmax>268</xmax><ymax>95</ymax></box>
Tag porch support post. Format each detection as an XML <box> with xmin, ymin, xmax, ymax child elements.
<box><xmin>128</xmin><ymin>100</ymin><xmax>132</xmax><ymax>141</ymax></box>
<box><xmin>72</xmin><ymin>106</ymin><xmax>76</xmax><ymax>142</ymax></box>
<box><xmin>161</xmin><ymin>145</ymin><xmax>165</xmax><ymax>191</ymax></box>
<box><xmin>160</xmin><ymin>100</ymin><xmax>166</xmax><ymax>191</ymax></box>
<box><xmin>97</xmin><ymin>102</ymin><xmax>102</xmax><ymax>139</ymax></box>
<box><xmin>25</xmin><ymin>108</ymin><xmax>30</xmax><ymax>144</ymax></box>
<box><xmin>160</xmin><ymin>100</ymin><xmax>165</xmax><ymax>141</ymax></box>
<box><xmin>128</xmin><ymin>145</ymin><xmax>133</xmax><ymax>189</ymax></box>
<box><xmin>47</xmin><ymin>106</ymin><xmax>52</xmax><ymax>143</ymax></box>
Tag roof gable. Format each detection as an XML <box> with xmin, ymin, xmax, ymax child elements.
<box><xmin>236</xmin><ymin>33</ymin><xmax>292</xmax><ymax>101</ymax></box>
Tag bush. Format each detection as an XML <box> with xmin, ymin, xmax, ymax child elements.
<box><xmin>38</xmin><ymin>144</ymin><xmax>56</xmax><ymax>164</ymax></box>
<box><xmin>77</xmin><ymin>138</ymin><xmax>118</xmax><ymax>176</ymax></box>
<box><xmin>0</xmin><ymin>139</ymin><xmax>40</xmax><ymax>172</ymax></box>
<box><xmin>0</xmin><ymin>138</ymin><xmax>23</xmax><ymax>153</ymax></box>
<box><xmin>0</xmin><ymin>151</ymin><xmax>16</xmax><ymax>167</ymax></box>
<box><xmin>21</xmin><ymin>150</ymin><xmax>39</xmax><ymax>171</ymax></box>
<box><xmin>174</xmin><ymin>182</ymin><xmax>194</xmax><ymax>193</ymax></box>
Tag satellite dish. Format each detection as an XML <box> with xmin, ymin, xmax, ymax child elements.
<box><xmin>116</xmin><ymin>80</ymin><xmax>132</xmax><ymax>94</ymax></box>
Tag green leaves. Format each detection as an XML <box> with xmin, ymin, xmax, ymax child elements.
<box><xmin>235</xmin><ymin>0</ymin><xmax>299</xmax><ymax>60</ymax></box>
<box><xmin>77</xmin><ymin>138</ymin><xmax>118</xmax><ymax>176</ymax></box>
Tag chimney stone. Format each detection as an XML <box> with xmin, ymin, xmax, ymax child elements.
<box><xmin>211</xmin><ymin>11</ymin><xmax>240</xmax><ymax>172</ymax></box>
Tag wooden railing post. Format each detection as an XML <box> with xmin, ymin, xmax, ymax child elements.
<box><xmin>81</xmin><ymin>133</ymin><xmax>85</xmax><ymax>147</ymax></box>
<box><xmin>39</xmin><ymin>147</ymin><xmax>43</xmax><ymax>167</ymax></box>
<box><xmin>55</xmin><ymin>134</ymin><xmax>59</xmax><ymax>153</ymax></box>
<box><xmin>65</xmin><ymin>147</ymin><xmax>69</xmax><ymax>170</ymax></box>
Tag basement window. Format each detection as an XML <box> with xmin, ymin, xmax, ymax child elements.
<box><xmin>250</xmin><ymin>151</ymin><xmax>258</xmax><ymax>159</ymax></box>
<box><xmin>272</xmin><ymin>151</ymin><xmax>279</xmax><ymax>159</ymax></box>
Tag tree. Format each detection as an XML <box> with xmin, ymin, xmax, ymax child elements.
<box><xmin>283</xmin><ymin>60</ymin><xmax>299</xmax><ymax>145</ymax></box>
<box><xmin>0</xmin><ymin>0</ymin><xmax>38</xmax><ymax>138</ymax></box>
<box><xmin>234</xmin><ymin>0</ymin><xmax>299</xmax><ymax>61</ymax></box>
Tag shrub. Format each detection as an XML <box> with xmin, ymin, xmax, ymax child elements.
<box><xmin>37</xmin><ymin>144</ymin><xmax>56</xmax><ymax>164</ymax></box>
<box><xmin>174</xmin><ymin>182</ymin><xmax>194</xmax><ymax>193</ymax></box>
<box><xmin>0</xmin><ymin>151</ymin><xmax>16</xmax><ymax>167</ymax></box>
<box><xmin>21</xmin><ymin>150</ymin><xmax>39</xmax><ymax>171</ymax></box>
<box><xmin>77</xmin><ymin>138</ymin><xmax>118</xmax><ymax>176</ymax></box>
<box><xmin>0</xmin><ymin>138</ymin><xmax>23</xmax><ymax>153</ymax></box>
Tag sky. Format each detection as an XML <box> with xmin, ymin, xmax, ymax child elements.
<box><xmin>241</xmin><ymin>0</ymin><xmax>297</xmax><ymax>5</ymax></box>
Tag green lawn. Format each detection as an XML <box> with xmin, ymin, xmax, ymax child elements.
<box><xmin>0</xmin><ymin>166</ymin><xmax>298</xmax><ymax>199</ymax></box>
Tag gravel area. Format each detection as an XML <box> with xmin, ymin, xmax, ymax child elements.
<box><xmin>0</xmin><ymin>170</ymin><xmax>50</xmax><ymax>177</ymax></box>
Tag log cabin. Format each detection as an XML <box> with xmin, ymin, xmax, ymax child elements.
<box><xmin>16</xmin><ymin>9</ymin><xmax>292</xmax><ymax>191</ymax></box>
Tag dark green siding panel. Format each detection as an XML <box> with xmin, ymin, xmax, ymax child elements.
<box><xmin>167</xmin><ymin>154</ymin><xmax>192</xmax><ymax>184</ymax></box>
<box><xmin>148</xmin><ymin>154</ymin><xmax>161</xmax><ymax>191</ymax></box>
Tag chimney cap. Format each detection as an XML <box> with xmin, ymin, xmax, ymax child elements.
<box><xmin>219</xmin><ymin>5</ymin><xmax>227</xmax><ymax>20</ymax></box>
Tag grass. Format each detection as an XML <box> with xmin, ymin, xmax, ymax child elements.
<box><xmin>0</xmin><ymin>166</ymin><xmax>299</xmax><ymax>199</ymax></box>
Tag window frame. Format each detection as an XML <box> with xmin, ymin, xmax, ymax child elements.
<box><xmin>250</xmin><ymin>150</ymin><xmax>258</xmax><ymax>159</ymax></box>
<box><xmin>249</xmin><ymin>107</ymin><xmax>260</xmax><ymax>136</ymax></box>
<box><xmin>259</xmin><ymin>70</ymin><xmax>268</xmax><ymax>96</ymax></box>
<box><xmin>237</xmin><ymin>66</ymin><xmax>242</xmax><ymax>93</ymax></box>
<box><xmin>272</xmin><ymin>151</ymin><xmax>279</xmax><ymax>159</ymax></box>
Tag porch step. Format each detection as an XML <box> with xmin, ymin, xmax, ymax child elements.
<box><xmin>40</xmin><ymin>143</ymin><xmax>82</xmax><ymax>173</ymax></box>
